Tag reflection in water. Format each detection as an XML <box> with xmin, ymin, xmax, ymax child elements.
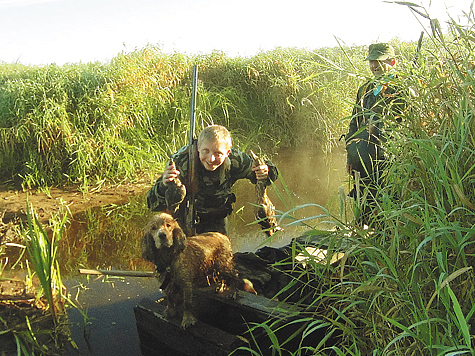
<box><xmin>59</xmin><ymin>199</ymin><xmax>153</xmax><ymax>275</ymax></box>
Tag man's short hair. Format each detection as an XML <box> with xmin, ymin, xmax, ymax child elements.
<box><xmin>198</xmin><ymin>125</ymin><xmax>232</xmax><ymax>150</ymax></box>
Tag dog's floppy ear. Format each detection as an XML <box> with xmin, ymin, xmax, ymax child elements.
<box><xmin>172</xmin><ymin>225</ymin><xmax>187</xmax><ymax>252</ymax></box>
<box><xmin>141</xmin><ymin>233</ymin><xmax>156</xmax><ymax>263</ymax></box>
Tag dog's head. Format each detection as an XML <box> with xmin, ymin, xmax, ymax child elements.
<box><xmin>142</xmin><ymin>213</ymin><xmax>186</xmax><ymax>257</ymax></box>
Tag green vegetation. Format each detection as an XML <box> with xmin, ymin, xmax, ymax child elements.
<box><xmin>241</xmin><ymin>7</ymin><xmax>475</xmax><ymax>356</ymax></box>
<box><xmin>0</xmin><ymin>44</ymin><xmax>355</xmax><ymax>190</ymax></box>
<box><xmin>24</xmin><ymin>199</ymin><xmax>67</xmax><ymax>324</ymax></box>
<box><xmin>1</xmin><ymin>2</ymin><xmax>474</xmax><ymax>355</ymax></box>
<box><xmin>0</xmin><ymin>202</ymin><xmax>71</xmax><ymax>355</ymax></box>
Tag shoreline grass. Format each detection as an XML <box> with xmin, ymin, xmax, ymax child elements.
<box><xmin>0</xmin><ymin>45</ymin><xmax>357</xmax><ymax>191</ymax></box>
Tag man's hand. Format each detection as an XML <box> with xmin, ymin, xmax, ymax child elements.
<box><xmin>162</xmin><ymin>161</ymin><xmax>181</xmax><ymax>185</ymax></box>
<box><xmin>252</xmin><ymin>163</ymin><xmax>269</xmax><ymax>181</ymax></box>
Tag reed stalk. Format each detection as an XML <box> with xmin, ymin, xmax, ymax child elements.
<box><xmin>24</xmin><ymin>198</ymin><xmax>68</xmax><ymax>325</ymax></box>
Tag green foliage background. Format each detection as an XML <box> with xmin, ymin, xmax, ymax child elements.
<box><xmin>0</xmin><ymin>46</ymin><xmax>365</xmax><ymax>190</ymax></box>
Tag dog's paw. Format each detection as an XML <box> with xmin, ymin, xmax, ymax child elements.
<box><xmin>181</xmin><ymin>312</ymin><xmax>197</xmax><ymax>329</ymax></box>
<box><xmin>215</xmin><ymin>281</ymin><xmax>226</xmax><ymax>294</ymax></box>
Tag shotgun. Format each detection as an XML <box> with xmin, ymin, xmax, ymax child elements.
<box><xmin>184</xmin><ymin>65</ymin><xmax>199</xmax><ymax>236</ymax></box>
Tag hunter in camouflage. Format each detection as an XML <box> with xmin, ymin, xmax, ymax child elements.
<box><xmin>345</xmin><ymin>43</ymin><xmax>407</xmax><ymax>227</ymax></box>
<box><xmin>146</xmin><ymin>125</ymin><xmax>278</xmax><ymax>235</ymax></box>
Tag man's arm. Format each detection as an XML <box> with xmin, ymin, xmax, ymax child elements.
<box><xmin>146</xmin><ymin>176</ymin><xmax>167</xmax><ymax>212</ymax></box>
<box><xmin>229</xmin><ymin>149</ymin><xmax>278</xmax><ymax>185</ymax></box>
<box><xmin>146</xmin><ymin>147</ymin><xmax>190</xmax><ymax>212</ymax></box>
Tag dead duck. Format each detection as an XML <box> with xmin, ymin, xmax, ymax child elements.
<box><xmin>249</xmin><ymin>150</ymin><xmax>280</xmax><ymax>236</ymax></box>
<box><xmin>164</xmin><ymin>158</ymin><xmax>186</xmax><ymax>216</ymax></box>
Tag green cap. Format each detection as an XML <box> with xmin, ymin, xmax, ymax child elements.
<box><xmin>365</xmin><ymin>43</ymin><xmax>395</xmax><ymax>61</ymax></box>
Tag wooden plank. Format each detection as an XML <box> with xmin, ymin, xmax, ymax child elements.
<box><xmin>134</xmin><ymin>297</ymin><xmax>250</xmax><ymax>356</ymax></box>
<box><xmin>191</xmin><ymin>288</ymin><xmax>332</xmax><ymax>354</ymax></box>
<box><xmin>192</xmin><ymin>288</ymin><xmax>312</xmax><ymax>353</ymax></box>
<box><xmin>294</xmin><ymin>247</ymin><xmax>345</xmax><ymax>266</ymax></box>
<box><xmin>0</xmin><ymin>279</ymin><xmax>35</xmax><ymax>300</ymax></box>
<box><xmin>79</xmin><ymin>268</ymin><xmax>155</xmax><ymax>278</ymax></box>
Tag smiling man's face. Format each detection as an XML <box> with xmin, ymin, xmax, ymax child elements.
<box><xmin>197</xmin><ymin>139</ymin><xmax>231</xmax><ymax>171</ymax></box>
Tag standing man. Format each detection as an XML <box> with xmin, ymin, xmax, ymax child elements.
<box><xmin>345</xmin><ymin>43</ymin><xmax>406</xmax><ymax>227</ymax></box>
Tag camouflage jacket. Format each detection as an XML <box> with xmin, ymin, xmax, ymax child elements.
<box><xmin>146</xmin><ymin>144</ymin><xmax>278</xmax><ymax>221</ymax></box>
<box><xmin>346</xmin><ymin>74</ymin><xmax>405</xmax><ymax>145</ymax></box>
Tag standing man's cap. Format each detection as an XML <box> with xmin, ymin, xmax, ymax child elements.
<box><xmin>365</xmin><ymin>43</ymin><xmax>395</xmax><ymax>61</ymax></box>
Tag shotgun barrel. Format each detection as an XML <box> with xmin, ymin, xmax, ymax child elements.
<box><xmin>184</xmin><ymin>65</ymin><xmax>199</xmax><ymax>236</ymax></box>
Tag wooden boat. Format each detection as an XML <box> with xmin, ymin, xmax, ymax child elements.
<box><xmin>134</xmin><ymin>287</ymin><xmax>316</xmax><ymax>356</ymax></box>
<box><xmin>133</xmin><ymin>232</ymin><xmax>347</xmax><ymax>355</ymax></box>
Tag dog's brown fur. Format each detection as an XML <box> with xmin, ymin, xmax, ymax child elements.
<box><xmin>141</xmin><ymin>212</ymin><xmax>238</xmax><ymax>329</ymax></box>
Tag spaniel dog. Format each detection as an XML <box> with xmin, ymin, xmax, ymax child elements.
<box><xmin>141</xmin><ymin>212</ymin><xmax>238</xmax><ymax>329</ymax></box>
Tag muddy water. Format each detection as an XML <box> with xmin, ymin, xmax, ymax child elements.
<box><xmin>229</xmin><ymin>147</ymin><xmax>348</xmax><ymax>251</ymax></box>
<box><xmin>58</xmin><ymin>147</ymin><xmax>348</xmax><ymax>355</ymax></box>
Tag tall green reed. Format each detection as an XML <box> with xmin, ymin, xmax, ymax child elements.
<box><xmin>24</xmin><ymin>198</ymin><xmax>68</xmax><ymax>324</ymax></box>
